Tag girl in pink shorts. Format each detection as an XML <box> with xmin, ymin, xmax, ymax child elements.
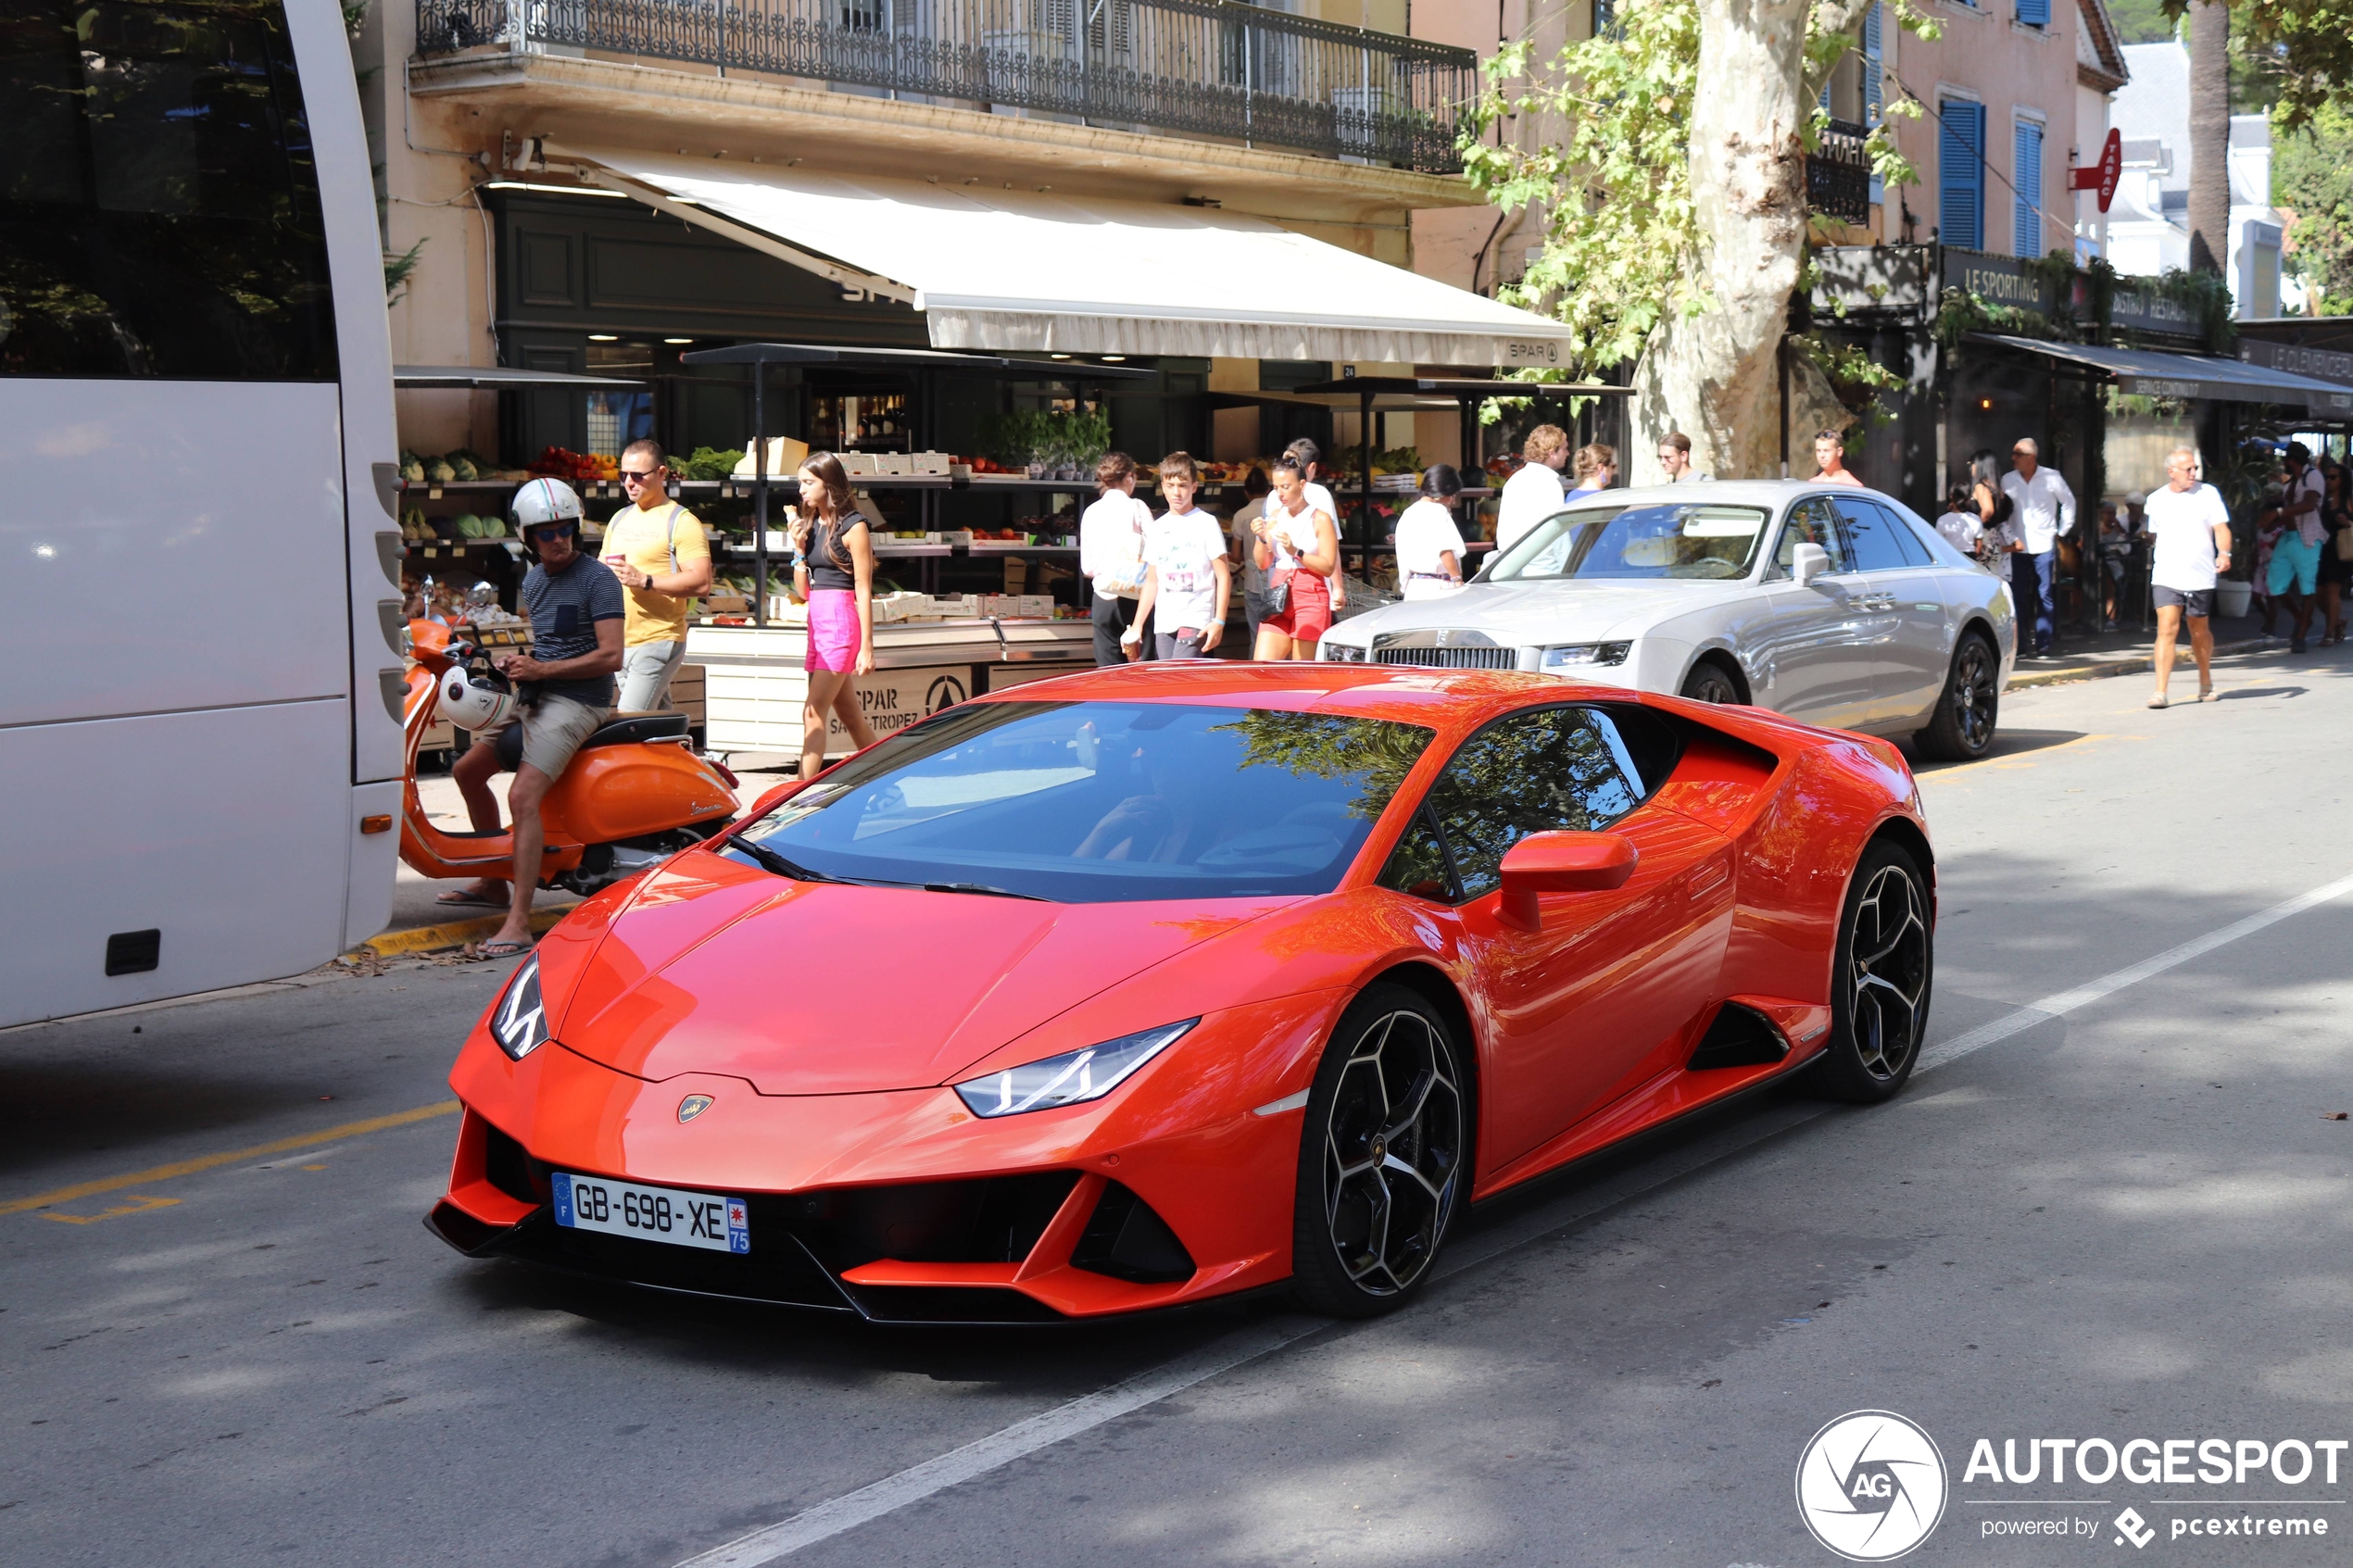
<box><xmin>791</xmin><ymin>452</ymin><xmax>879</xmax><ymax>780</ymax></box>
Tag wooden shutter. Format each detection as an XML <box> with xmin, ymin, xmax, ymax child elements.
<box><xmin>2013</xmin><ymin>119</ymin><xmax>2045</xmax><ymax>257</ymax></box>
<box><xmin>1939</xmin><ymin>100</ymin><xmax>1984</xmax><ymax>251</ymax></box>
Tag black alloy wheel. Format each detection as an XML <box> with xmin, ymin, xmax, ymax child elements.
<box><xmin>1290</xmin><ymin>985</ymin><xmax>1467</xmax><ymax>1317</ymax></box>
<box><xmin>1680</xmin><ymin>660</ymin><xmax>1743</xmax><ymax>705</ymax></box>
<box><xmin>1916</xmin><ymin>632</ymin><xmax>1999</xmax><ymax>761</ymax></box>
<box><xmin>1812</xmin><ymin>843</ymin><xmax>1933</xmax><ymax>1104</ymax></box>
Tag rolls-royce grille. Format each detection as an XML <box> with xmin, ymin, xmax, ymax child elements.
<box><xmin>1373</xmin><ymin>645</ymin><xmax>1519</xmax><ymax>670</ymax></box>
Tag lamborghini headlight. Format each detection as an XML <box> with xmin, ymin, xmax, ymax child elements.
<box><xmin>488</xmin><ymin>955</ymin><xmax>549</xmax><ymax>1060</ymax></box>
<box><xmin>954</xmin><ymin>1020</ymin><xmax>1197</xmax><ymax>1118</ymax></box>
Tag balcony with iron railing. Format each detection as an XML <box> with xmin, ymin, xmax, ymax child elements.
<box><xmin>414</xmin><ymin>0</ymin><xmax>1479</xmax><ymax>173</ymax></box>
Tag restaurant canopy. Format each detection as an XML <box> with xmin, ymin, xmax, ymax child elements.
<box><xmin>550</xmin><ymin>145</ymin><xmax>1581</xmax><ymax>369</ymax></box>
<box><xmin>1974</xmin><ymin>335</ymin><xmax>2353</xmax><ymax>415</ymax></box>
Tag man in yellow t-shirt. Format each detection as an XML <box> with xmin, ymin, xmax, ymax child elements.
<box><xmin>600</xmin><ymin>438</ymin><xmax>713</xmax><ymax>711</ymax></box>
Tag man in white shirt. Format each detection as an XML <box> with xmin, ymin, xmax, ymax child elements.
<box><xmin>1080</xmin><ymin>451</ymin><xmax>1151</xmax><ymax>666</ymax></box>
<box><xmin>2143</xmin><ymin>445</ymin><xmax>2233</xmax><ymax>708</ymax></box>
<box><xmin>1496</xmin><ymin>424</ymin><xmax>1570</xmax><ymax>552</ymax></box>
<box><xmin>1999</xmin><ymin>438</ymin><xmax>2076</xmax><ymax>656</ymax></box>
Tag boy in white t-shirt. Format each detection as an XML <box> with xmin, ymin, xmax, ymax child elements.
<box><xmin>1079</xmin><ymin>451</ymin><xmax>1151</xmax><ymax>667</ymax></box>
<box><xmin>1124</xmin><ymin>451</ymin><xmax>1231</xmax><ymax>661</ymax></box>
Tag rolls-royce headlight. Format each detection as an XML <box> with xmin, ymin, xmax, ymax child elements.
<box><xmin>1322</xmin><ymin>641</ymin><xmax>1367</xmax><ymax>663</ymax></box>
<box><xmin>1541</xmin><ymin>641</ymin><xmax>1631</xmax><ymax>669</ymax></box>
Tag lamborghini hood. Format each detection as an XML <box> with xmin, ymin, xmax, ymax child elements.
<box><xmin>552</xmin><ymin>855</ymin><xmax>1290</xmax><ymax>1095</ymax></box>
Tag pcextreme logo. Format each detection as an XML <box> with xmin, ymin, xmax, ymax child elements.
<box><xmin>1796</xmin><ymin>1411</ymin><xmax>1951</xmax><ymax>1561</ymax></box>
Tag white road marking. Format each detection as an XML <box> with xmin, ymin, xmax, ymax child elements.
<box><xmin>673</xmin><ymin>1319</ymin><xmax>1323</xmax><ymax>1568</ymax></box>
<box><xmin>673</xmin><ymin>866</ymin><xmax>2353</xmax><ymax>1567</ymax></box>
<box><xmin>1918</xmin><ymin>868</ymin><xmax>2353</xmax><ymax>1073</ymax></box>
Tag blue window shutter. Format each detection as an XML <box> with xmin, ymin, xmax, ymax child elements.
<box><xmin>1939</xmin><ymin>100</ymin><xmax>1984</xmax><ymax>250</ymax></box>
<box><xmin>2013</xmin><ymin>119</ymin><xmax>2045</xmax><ymax>257</ymax></box>
<box><xmin>1864</xmin><ymin>4</ymin><xmax>1884</xmax><ymax>202</ymax></box>
<box><xmin>2017</xmin><ymin>0</ymin><xmax>2049</xmax><ymax>26</ymax></box>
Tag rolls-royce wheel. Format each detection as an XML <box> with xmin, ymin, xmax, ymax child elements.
<box><xmin>1915</xmin><ymin>631</ymin><xmax>1999</xmax><ymax>761</ymax></box>
<box><xmin>1290</xmin><ymin>984</ymin><xmax>1468</xmax><ymax>1318</ymax></box>
<box><xmin>1811</xmin><ymin>841</ymin><xmax>1933</xmax><ymax>1105</ymax></box>
<box><xmin>1680</xmin><ymin>659</ymin><xmax>1743</xmax><ymax>705</ymax></box>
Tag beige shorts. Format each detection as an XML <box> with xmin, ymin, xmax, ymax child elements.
<box><xmin>484</xmin><ymin>693</ymin><xmax>608</xmax><ymax>778</ymax></box>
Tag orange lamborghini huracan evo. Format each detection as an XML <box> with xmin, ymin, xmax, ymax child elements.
<box><xmin>427</xmin><ymin>661</ymin><xmax>1933</xmax><ymax>1323</ymax></box>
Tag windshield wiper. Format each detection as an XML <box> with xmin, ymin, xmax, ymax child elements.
<box><xmin>724</xmin><ymin>835</ymin><xmax>847</xmax><ymax>884</ymax></box>
<box><xmin>919</xmin><ymin>880</ymin><xmax>1051</xmax><ymax>901</ymax></box>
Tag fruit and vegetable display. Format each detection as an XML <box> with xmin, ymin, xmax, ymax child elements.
<box><xmin>528</xmin><ymin>445</ymin><xmax>620</xmax><ymax>483</ymax></box>
<box><xmin>678</xmin><ymin>446</ymin><xmax>745</xmax><ymax>482</ymax></box>
<box><xmin>398</xmin><ymin>448</ymin><xmax>532</xmax><ymax>484</ymax></box>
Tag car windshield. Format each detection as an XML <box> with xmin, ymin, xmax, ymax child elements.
<box><xmin>730</xmin><ymin>700</ymin><xmax>1435</xmax><ymax>903</ymax></box>
<box><xmin>1486</xmin><ymin>503</ymin><xmax>1770</xmax><ymax>583</ymax></box>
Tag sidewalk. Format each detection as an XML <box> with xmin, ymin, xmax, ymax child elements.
<box><xmin>2004</xmin><ymin>608</ymin><xmax>2284</xmax><ymax>690</ymax></box>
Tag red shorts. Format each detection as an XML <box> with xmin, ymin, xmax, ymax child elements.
<box><xmin>1265</xmin><ymin>571</ymin><xmax>1332</xmax><ymax>640</ymax></box>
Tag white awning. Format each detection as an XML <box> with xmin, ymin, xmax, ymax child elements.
<box><xmin>555</xmin><ymin>145</ymin><xmax>1577</xmax><ymax>369</ymax></box>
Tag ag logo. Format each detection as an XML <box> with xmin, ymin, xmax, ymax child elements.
<box><xmin>1795</xmin><ymin>1410</ymin><xmax>1948</xmax><ymax>1562</ymax></box>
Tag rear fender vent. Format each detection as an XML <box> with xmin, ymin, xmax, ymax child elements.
<box><xmin>1687</xmin><ymin>1002</ymin><xmax>1790</xmax><ymax>1071</ymax></box>
<box><xmin>1070</xmin><ymin>1181</ymin><xmax>1196</xmax><ymax>1285</ymax></box>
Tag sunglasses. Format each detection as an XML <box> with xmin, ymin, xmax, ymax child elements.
<box><xmin>620</xmin><ymin>468</ymin><xmax>662</xmax><ymax>485</ymax></box>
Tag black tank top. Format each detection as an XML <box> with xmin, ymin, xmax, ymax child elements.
<box><xmin>804</xmin><ymin>510</ymin><xmax>865</xmax><ymax>592</ymax></box>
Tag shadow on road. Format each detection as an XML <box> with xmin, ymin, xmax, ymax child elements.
<box><xmin>1906</xmin><ymin>726</ymin><xmax>2087</xmax><ymax>773</ymax></box>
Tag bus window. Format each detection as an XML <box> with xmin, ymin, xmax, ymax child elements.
<box><xmin>0</xmin><ymin>0</ymin><xmax>336</xmax><ymax>379</ymax></box>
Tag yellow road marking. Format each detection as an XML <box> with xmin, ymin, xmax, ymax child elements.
<box><xmin>42</xmin><ymin>1194</ymin><xmax>182</xmax><ymax>1225</ymax></box>
<box><xmin>350</xmin><ymin>906</ymin><xmax>570</xmax><ymax>960</ymax></box>
<box><xmin>0</xmin><ymin>1100</ymin><xmax>459</xmax><ymax>1218</ymax></box>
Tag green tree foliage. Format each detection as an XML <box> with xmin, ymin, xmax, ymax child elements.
<box><xmin>1460</xmin><ymin>0</ymin><xmax>1932</xmax><ymax>383</ymax></box>
<box><xmin>2108</xmin><ymin>0</ymin><xmax>2177</xmax><ymax>42</ymax></box>
<box><xmin>2167</xmin><ymin>0</ymin><xmax>2339</xmax><ymax>130</ymax></box>
<box><xmin>2274</xmin><ymin>103</ymin><xmax>2353</xmax><ymax>314</ymax></box>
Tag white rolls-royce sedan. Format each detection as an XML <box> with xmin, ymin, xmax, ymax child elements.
<box><xmin>1321</xmin><ymin>480</ymin><xmax>2018</xmax><ymax>759</ymax></box>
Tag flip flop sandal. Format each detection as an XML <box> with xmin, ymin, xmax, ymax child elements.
<box><xmin>2146</xmin><ymin>693</ymin><xmax>2169</xmax><ymax>709</ymax></box>
<box><xmin>435</xmin><ymin>889</ymin><xmax>510</xmax><ymax>909</ymax></box>
<box><xmin>472</xmin><ymin>938</ymin><xmax>535</xmax><ymax>960</ymax></box>
<box><xmin>2199</xmin><ymin>688</ymin><xmax>2221</xmax><ymax>702</ymax></box>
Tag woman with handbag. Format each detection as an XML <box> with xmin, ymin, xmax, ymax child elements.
<box><xmin>1252</xmin><ymin>452</ymin><xmax>1341</xmax><ymax>660</ymax></box>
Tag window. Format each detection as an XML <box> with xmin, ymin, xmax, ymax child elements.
<box><xmin>1939</xmin><ymin>99</ymin><xmax>1986</xmax><ymax>251</ymax></box>
<box><xmin>1489</xmin><ymin>503</ymin><xmax>1770</xmax><ymax>583</ymax></box>
<box><xmin>2016</xmin><ymin>0</ymin><xmax>2049</xmax><ymax>25</ymax></box>
<box><xmin>1863</xmin><ymin>4</ymin><xmax>1885</xmax><ymax>203</ymax></box>
<box><xmin>0</xmin><ymin>0</ymin><xmax>336</xmax><ymax>379</ymax></box>
<box><xmin>1834</xmin><ymin>497</ymin><xmax>1931</xmax><ymax>571</ymax></box>
<box><xmin>2013</xmin><ymin>118</ymin><xmax>2045</xmax><ymax>258</ymax></box>
<box><xmin>1377</xmin><ymin>806</ymin><xmax>1455</xmax><ymax>902</ymax></box>
<box><xmin>1417</xmin><ymin>709</ymin><xmax>1643</xmax><ymax>903</ymax></box>
<box><xmin>736</xmin><ymin>700</ymin><xmax>1434</xmax><ymax>903</ymax></box>
<box><xmin>1773</xmin><ymin>498</ymin><xmax>1853</xmax><ymax>577</ymax></box>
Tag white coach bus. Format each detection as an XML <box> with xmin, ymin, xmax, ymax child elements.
<box><xmin>2</xmin><ymin>0</ymin><xmax>402</xmax><ymax>1025</ymax></box>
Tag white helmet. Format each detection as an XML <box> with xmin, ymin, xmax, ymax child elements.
<box><xmin>438</xmin><ymin>665</ymin><xmax>520</xmax><ymax>732</ymax></box>
<box><xmin>510</xmin><ymin>477</ymin><xmax>585</xmax><ymax>546</ymax></box>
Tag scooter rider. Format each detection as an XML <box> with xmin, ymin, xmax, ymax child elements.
<box><xmin>438</xmin><ymin>478</ymin><xmax>624</xmax><ymax>958</ymax></box>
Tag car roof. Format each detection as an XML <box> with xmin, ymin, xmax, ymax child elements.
<box><xmin>1557</xmin><ymin>479</ymin><xmax>1903</xmax><ymax>511</ymax></box>
<box><xmin>968</xmin><ymin>659</ymin><xmax>1592</xmax><ymax>733</ymax></box>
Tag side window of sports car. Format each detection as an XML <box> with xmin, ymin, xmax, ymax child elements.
<box><xmin>1419</xmin><ymin>708</ymin><xmax>1642</xmax><ymax>902</ymax></box>
<box><xmin>1770</xmin><ymin>498</ymin><xmax>1852</xmax><ymax>579</ymax></box>
<box><xmin>1377</xmin><ymin>806</ymin><xmax>1457</xmax><ymax>902</ymax></box>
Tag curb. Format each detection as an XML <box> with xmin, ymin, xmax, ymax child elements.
<box><xmin>347</xmin><ymin>904</ymin><xmax>572</xmax><ymax>960</ymax></box>
<box><xmin>2005</xmin><ymin>637</ymin><xmax>2271</xmax><ymax>692</ymax></box>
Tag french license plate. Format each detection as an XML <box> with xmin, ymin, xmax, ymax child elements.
<box><xmin>551</xmin><ymin>1173</ymin><xmax>749</xmax><ymax>1254</ymax></box>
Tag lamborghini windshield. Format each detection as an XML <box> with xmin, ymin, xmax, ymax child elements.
<box><xmin>1486</xmin><ymin>503</ymin><xmax>1770</xmax><ymax>583</ymax></box>
<box><xmin>728</xmin><ymin>700</ymin><xmax>1434</xmax><ymax>903</ymax></box>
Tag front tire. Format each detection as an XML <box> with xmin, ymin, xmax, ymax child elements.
<box><xmin>1811</xmin><ymin>841</ymin><xmax>1933</xmax><ymax>1104</ymax></box>
<box><xmin>1680</xmin><ymin>659</ymin><xmax>1744</xmax><ymax>705</ymax></box>
<box><xmin>1915</xmin><ymin>631</ymin><xmax>1999</xmax><ymax>761</ymax></box>
<box><xmin>1290</xmin><ymin>985</ymin><xmax>1469</xmax><ymax>1318</ymax></box>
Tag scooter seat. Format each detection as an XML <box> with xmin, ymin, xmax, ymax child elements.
<box><xmin>580</xmin><ymin>711</ymin><xmax>691</xmax><ymax>749</ymax></box>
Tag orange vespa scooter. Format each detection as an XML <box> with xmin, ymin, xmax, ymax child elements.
<box><xmin>400</xmin><ymin>619</ymin><xmax>740</xmax><ymax>897</ymax></box>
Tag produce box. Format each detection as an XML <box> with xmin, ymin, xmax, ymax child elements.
<box><xmin>732</xmin><ymin>437</ymin><xmax>809</xmax><ymax>480</ymax></box>
<box><xmin>910</xmin><ymin>451</ymin><xmax>951</xmax><ymax>475</ymax></box>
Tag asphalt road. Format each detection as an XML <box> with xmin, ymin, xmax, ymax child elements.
<box><xmin>6</xmin><ymin>641</ymin><xmax>2352</xmax><ymax>1568</ymax></box>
